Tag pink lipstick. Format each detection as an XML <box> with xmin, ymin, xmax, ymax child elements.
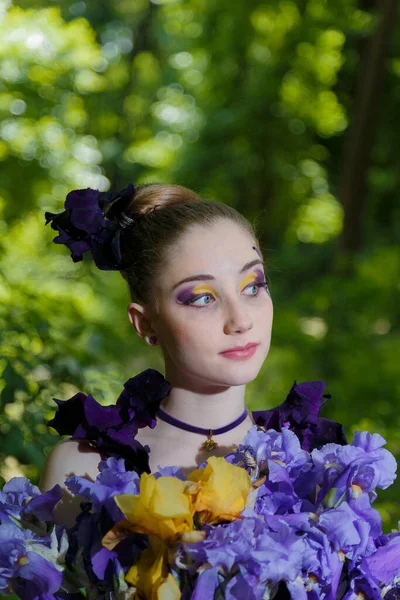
<box><xmin>219</xmin><ymin>343</ymin><xmax>259</xmax><ymax>360</ymax></box>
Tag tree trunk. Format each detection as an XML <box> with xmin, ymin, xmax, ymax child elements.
<box><xmin>339</xmin><ymin>0</ymin><xmax>398</xmax><ymax>256</ymax></box>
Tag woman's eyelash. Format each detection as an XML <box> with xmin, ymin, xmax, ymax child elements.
<box><xmin>250</xmin><ymin>282</ymin><xmax>267</xmax><ymax>290</ymax></box>
<box><xmin>182</xmin><ymin>294</ymin><xmax>213</xmax><ymax>306</ymax></box>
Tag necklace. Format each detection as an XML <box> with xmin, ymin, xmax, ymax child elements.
<box><xmin>156</xmin><ymin>406</ymin><xmax>249</xmax><ymax>451</ymax></box>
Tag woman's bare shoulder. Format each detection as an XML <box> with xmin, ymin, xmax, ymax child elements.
<box><xmin>39</xmin><ymin>438</ymin><xmax>103</xmax><ymax>492</ymax></box>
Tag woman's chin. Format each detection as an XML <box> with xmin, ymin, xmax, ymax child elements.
<box><xmin>166</xmin><ymin>350</ymin><xmax>268</xmax><ymax>390</ymax></box>
<box><xmin>207</xmin><ymin>360</ymin><xmax>265</xmax><ymax>388</ymax></box>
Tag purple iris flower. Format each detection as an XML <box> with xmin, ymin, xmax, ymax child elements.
<box><xmin>0</xmin><ymin>478</ymin><xmax>41</xmax><ymax>523</ymax></box>
<box><xmin>262</xmin><ymin>513</ymin><xmax>344</xmax><ymax>599</ymax></box>
<box><xmin>312</xmin><ymin>432</ymin><xmax>397</xmax><ymax>511</ymax></box>
<box><xmin>227</xmin><ymin>427</ymin><xmax>315</xmax><ymax>516</ymax></box>
<box><xmin>0</xmin><ymin>478</ymin><xmax>62</xmax><ymax>526</ymax></box>
<box><xmin>253</xmin><ymin>485</ymin><xmax>303</xmax><ymax>517</ymax></box>
<box><xmin>317</xmin><ymin>501</ymin><xmax>373</xmax><ymax>561</ymax></box>
<box><xmin>191</xmin><ymin>567</ymin><xmax>220</xmax><ymax>600</ymax></box>
<box><xmin>228</xmin><ymin>426</ymin><xmax>312</xmax><ymax>485</ymax></box>
<box><xmin>45</xmin><ymin>189</ymin><xmax>110</xmax><ymax>265</ymax></box>
<box><xmin>0</xmin><ymin>523</ymin><xmax>62</xmax><ymax>599</ymax></box>
<box><xmin>45</xmin><ymin>184</ymin><xmax>134</xmax><ymax>270</ymax></box>
<box><xmin>182</xmin><ymin>517</ymin><xmax>306</xmax><ymax>600</ymax></box>
<box><xmin>342</xmin><ymin>567</ymin><xmax>383</xmax><ymax>600</ymax></box>
<box><xmin>48</xmin><ymin>391</ymin><xmax>150</xmax><ymax>473</ymax></box>
<box><xmin>48</xmin><ymin>369</ymin><xmax>171</xmax><ymax>474</ymax></box>
<box><xmin>65</xmin><ymin>457</ymin><xmax>139</xmax><ymax>522</ymax></box>
<box><xmin>243</xmin><ymin>426</ymin><xmax>311</xmax><ymax>472</ymax></box>
<box><xmin>347</xmin><ymin>492</ymin><xmax>383</xmax><ymax>539</ymax></box>
<box><xmin>64</xmin><ymin>188</ymin><xmax>106</xmax><ymax>234</ymax></box>
<box><xmin>355</xmin><ymin>533</ymin><xmax>400</xmax><ymax>595</ymax></box>
<box><xmin>252</xmin><ymin>380</ymin><xmax>347</xmax><ymax>451</ymax></box>
<box><xmin>66</xmin><ymin>504</ymin><xmax>145</xmax><ymax>589</ymax></box>
<box><xmin>351</xmin><ymin>431</ymin><xmax>398</xmax><ymax>490</ymax></box>
<box><xmin>116</xmin><ymin>368</ymin><xmax>172</xmax><ymax>429</ymax></box>
<box><xmin>154</xmin><ymin>465</ymin><xmax>187</xmax><ymax>480</ymax></box>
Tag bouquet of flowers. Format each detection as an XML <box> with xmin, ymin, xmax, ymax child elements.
<box><xmin>1</xmin><ymin>382</ymin><xmax>400</xmax><ymax>600</ymax></box>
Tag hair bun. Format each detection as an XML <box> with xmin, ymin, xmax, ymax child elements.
<box><xmin>127</xmin><ymin>183</ymin><xmax>201</xmax><ymax>217</ymax></box>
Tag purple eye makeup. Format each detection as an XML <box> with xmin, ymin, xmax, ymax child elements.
<box><xmin>176</xmin><ymin>284</ymin><xmax>217</xmax><ymax>305</ymax></box>
<box><xmin>175</xmin><ymin>269</ymin><xmax>270</xmax><ymax>306</ymax></box>
<box><xmin>248</xmin><ymin>264</ymin><xmax>271</xmax><ymax>298</ymax></box>
<box><xmin>240</xmin><ymin>268</ymin><xmax>270</xmax><ymax>298</ymax></box>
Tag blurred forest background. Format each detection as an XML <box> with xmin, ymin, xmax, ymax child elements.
<box><xmin>0</xmin><ymin>0</ymin><xmax>399</xmax><ymax>529</ymax></box>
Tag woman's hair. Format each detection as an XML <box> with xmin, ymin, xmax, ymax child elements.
<box><xmin>113</xmin><ymin>184</ymin><xmax>258</xmax><ymax>304</ymax></box>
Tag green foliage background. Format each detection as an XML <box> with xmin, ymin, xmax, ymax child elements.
<box><xmin>0</xmin><ymin>0</ymin><xmax>399</xmax><ymax>532</ymax></box>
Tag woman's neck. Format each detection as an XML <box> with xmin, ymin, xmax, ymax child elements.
<box><xmin>160</xmin><ymin>370</ymin><xmax>247</xmax><ymax>430</ymax></box>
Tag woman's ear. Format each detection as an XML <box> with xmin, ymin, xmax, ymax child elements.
<box><xmin>127</xmin><ymin>302</ymin><xmax>155</xmax><ymax>340</ymax></box>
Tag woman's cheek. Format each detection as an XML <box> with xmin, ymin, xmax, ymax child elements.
<box><xmin>172</xmin><ymin>318</ymin><xmax>214</xmax><ymax>353</ymax></box>
<box><xmin>164</xmin><ymin>317</ymin><xmax>196</xmax><ymax>349</ymax></box>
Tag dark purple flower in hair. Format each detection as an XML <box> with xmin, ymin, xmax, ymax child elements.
<box><xmin>64</xmin><ymin>188</ymin><xmax>106</xmax><ymax>234</ymax></box>
<box><xmin>45</xmin><ymin>183</ymin><xmax>134</xmax><ymax>270</ymax></box>
<box><xmin>253</xmin><ymin>380</ymin><xmax>347</xmax><ymax>451</ymax></box>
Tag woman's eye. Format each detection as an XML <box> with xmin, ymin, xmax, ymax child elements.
<box><xmin>243</xmin><ymin>282</ymin><xmax>267</xmax><ymax>296</ymax></box>
<box><xmin>190</xmin><ymin>294</ymin><xmax>214</xmax><ymax>307</ymax></box>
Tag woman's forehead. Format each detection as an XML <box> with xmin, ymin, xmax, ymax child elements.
<box><xmin>164</xmin><ymin>221</ymin><xmax>260</xmax><ymax>278</ymax></box>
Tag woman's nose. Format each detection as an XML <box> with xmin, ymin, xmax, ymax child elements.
<box><xmin>223</xmin><ymin>301</ymin><xmax>253</xmax><ymax>335</ymax></box>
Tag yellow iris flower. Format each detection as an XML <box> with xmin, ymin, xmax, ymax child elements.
<box><xmin>187</xmin><ymin>456</ymin><xmax>251</xmax><ymax>524</ymax></box>
<box><xmin>126</xmin><ymin>535</ymin><xmax>181</xmax><ymax>600</ymax></box>
<box><xmin>115</xmin><ymin>474</ymin><xmax>194</xmax><ymax>542</ymax></box>
<box><xmin>113</xmin><ymin>458</ymin><xmax>251</xmax><ymax>598</ymax></box>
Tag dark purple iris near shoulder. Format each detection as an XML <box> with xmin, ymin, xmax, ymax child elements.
<box><xmin>116</xmin><ymin>368</ymin><xmax>172</xmax><ymax>428</ymax></box>
<box><xmin>47</xmin><ymin>368</ymin><xmax>170</xmax><ymax>475</ymax></box>
<box><xmin>252</xmin><ymin>380</ymin><xmax>347</xmax><ymax>451</ymax></box>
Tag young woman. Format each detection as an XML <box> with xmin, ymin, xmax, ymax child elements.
<box><xmin>39</xmin><ymin>182</ymin><xmax>340</xmax><ymax>526</ymax></box>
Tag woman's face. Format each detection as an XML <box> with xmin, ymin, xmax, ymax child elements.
<box><xmin>145</xmin><ymin>219</ymin><xmax>273</xmax><ymax>391</ymax></box>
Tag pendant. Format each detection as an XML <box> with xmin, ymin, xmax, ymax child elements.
<box><xmin>201</xmin><ymin>430</ymin><xmax>218</xmax><ymax>452</ymax></box>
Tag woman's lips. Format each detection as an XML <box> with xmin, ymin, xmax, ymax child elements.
<box><xmin>219</xmin><ymin>343</ymin><xmax>259</xmax><ymax>360</ymax></box>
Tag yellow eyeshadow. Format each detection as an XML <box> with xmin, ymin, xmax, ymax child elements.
<box><xmin>191</xmin><ymin>284</ymin><xmax>216</xmax><ymax>295</ymax></box>
<box><xmin>240</xmin><ymin>272</ymin><xmax>257</xmax><ymax>288</ymax></box>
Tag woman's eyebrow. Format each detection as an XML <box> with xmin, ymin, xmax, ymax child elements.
<box><xmin>172</xmin><ymin>259</ymin><xmax>265</xmax><ymax>290</ymax></box>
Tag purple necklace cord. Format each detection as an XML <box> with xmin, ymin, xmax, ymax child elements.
<box><xmin>156</xmin><ymin>406</ymin><xmax>248</xmax><ymax>435</ymax></box>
